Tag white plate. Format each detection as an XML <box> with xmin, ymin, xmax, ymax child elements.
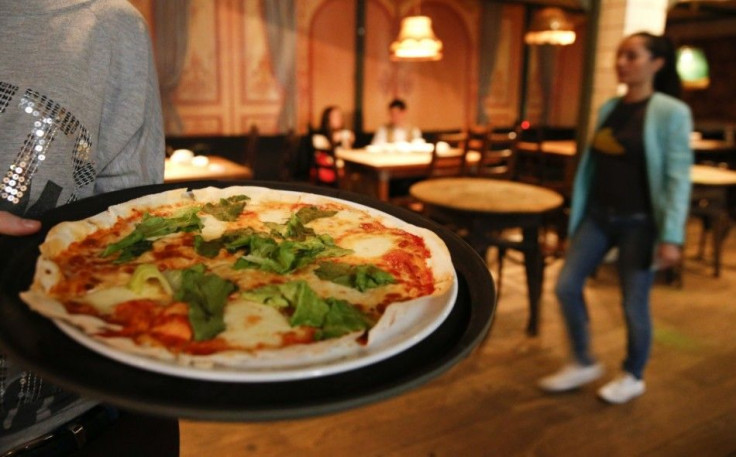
<box><xmin>55</xmin><ymin>276</ymin><xmax>457</xmax><ymax>383</ymax></box>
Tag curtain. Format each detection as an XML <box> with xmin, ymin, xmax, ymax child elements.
<box><xmin>476</xmin><ymin>2</ymin><xmax>504</xmax><ymax>126</ymax></box>
<box><xmin>264</xmin><ymin>0</ymin><xmax>297</xmax><ymax>132</ymax></box>
<box><xmin>154</xmin><ymin>0</ymin><xmax>191</xmax><ymax>135</ymax></box>
<box><xmin>536</xmin><ymin>45</ymin><xmax>557</xmax><ymax>126</ymax></box>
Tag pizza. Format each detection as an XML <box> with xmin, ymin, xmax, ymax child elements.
<box><xmin>20</xmin><ymin>186</ymin><xmax>455</xmax><ymax>374</ymax></box>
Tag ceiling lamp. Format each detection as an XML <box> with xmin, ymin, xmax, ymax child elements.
<box><xmin>524</xmin><ymin>7</ymin><xmax>576</xmax><ymax>46</ymax></box>
<box><xmin>676</xmin><ymin>46</ymin><xmax>710</xmax><ymax>90</ymax></box>
<box><xmin>390</xmin><ymin>15</ymin><xmax>443</xmax><ymax>62</ymax></box>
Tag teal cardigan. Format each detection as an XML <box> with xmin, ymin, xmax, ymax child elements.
<box><xmin>568</xmin><ymin>92</ymin><xmax>694</xmax><ymax>244</ymax></box>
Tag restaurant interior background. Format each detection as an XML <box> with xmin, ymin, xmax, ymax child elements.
<box><xmin>127</xmin><ymin>0</ymin><xmax>736</xmax><ymax>179</ymax></box>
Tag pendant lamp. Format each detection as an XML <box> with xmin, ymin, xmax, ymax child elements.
<box><xmin>676</xmin><ymin>46</ymin><xmax>710</xmax><ymax>90</ymax></box>
<box><xmin>524</xmin><ymin>7</ymin><xmax>576</xmax><ymax>46</ymax></box>
<box><xmin>390</xmin><ymin>15</ymin><xmax>443</xmax><ymax>61</ymax></box>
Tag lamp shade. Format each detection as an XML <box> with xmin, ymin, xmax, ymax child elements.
<box><xmin>676</xmin><ymin>46</ymin><xmax>710</xmax><ymax>90</ymax></box>
<box><xmin>524</xmin><ymin>7</ymin><xmax>576</xmax><ymax>46</ymax></box>
<box><xmin>390</xmin><ymin>16</ymin><xmax>443</xmax><ymax>62</ymax></box>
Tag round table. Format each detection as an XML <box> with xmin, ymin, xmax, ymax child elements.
<box><xmin>411</xmin><ymin>177</ymin><xmax>564</xmax><ymax>335</ymax></box>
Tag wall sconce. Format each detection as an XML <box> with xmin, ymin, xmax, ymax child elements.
<box><xmin>676</xmin><ymin>46</ymin><xmax>710</xmax><ymax>90</ymax></box>
<box><xmin>524</xmin><ymin>7</ymin><xmax>576</xmax><ymax>46</ymax></box>
<box><xmin>390</xmin><ymin>15</ymin><xmax>443</xmax><ymax>61</ymax></box>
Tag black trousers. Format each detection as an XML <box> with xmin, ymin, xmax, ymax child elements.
<box><xmin>4</xmin><ymin>408</ymin><xmax>179</xmax><ymax>457</ymax></box>
<box><xmin>74</xmin><ymin>411</ymin><xmax>179</xmax><ymax>457</ymax></box>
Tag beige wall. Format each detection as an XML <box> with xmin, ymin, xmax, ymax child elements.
<box><xmin>131</xmin><ymin>0</ymin><xmax>588</xmax><ymax>136</ymax></box>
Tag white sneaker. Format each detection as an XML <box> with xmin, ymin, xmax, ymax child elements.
<box><xmin>538</xmin><ymin>362</ymin><xmax>604</xmax><ymax>392</ymax></box>
<box><xmin>597</xmin><ymin>373</ymin><xmax>646</xmax><ymax>404</ymax></box>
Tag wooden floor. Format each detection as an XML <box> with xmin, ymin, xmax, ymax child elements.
<box><xmin>179</xmin><ymin>219</ymin><xmax>736</xmax><ymax>457</ymax></box>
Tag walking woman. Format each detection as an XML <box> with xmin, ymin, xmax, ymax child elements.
<box><xmin>538</xmin><ymin>32</ymin><xmax>693</xmax><ymax>403</ymax></box>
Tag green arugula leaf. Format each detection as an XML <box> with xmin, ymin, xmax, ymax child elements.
<box><xmin>240</xmin><ymin>284</ymin><xmax>291</xmax><ymax>308</ymax></box>
<box><xmin>102</xmin><ymin>208</ymin><xmax>202</xmax><ymax>262</ymax></box>
<box><xmin>242</xmin><ymin>280</ymin><xmax>329</xmax><ymax>327</ymax></box>
<box><xmin>286</xmin><ymin>281</ymin><xmax>330</xmax><ymax>327</ymax></box>
<box><xmin>112</xmin><ymin>239</ymin><xmax>153</xmax><ymax>264</ymax></box>
<box><xmin>194</xmin><ymin>235</ymin><xmax>225</xmax><ymax>258</ymax></box>
<box><xmin>314</xmin><ymin>262</ymin><xmax>396</xmax><ymax>292</ymax></box>
<box><xmin>317</xmin><ymin>298</ymin><xmax>374</xmax><ymax>340</ymax></box>
<box><xmin>266</xmin><ymin>214</ymin><xmax>314</xmax><ymax>241</ymax></box>
<box><xmin>242</xmin><ymin>281</ymin><xmax>373</xmax><ymax>339</ymax></box>
<box><xmin>234</xmin><ymin>235</ymin><xmax>352</xmax><ymax>274</ymax></box>
<box><xmin>266</xmin><ymin>206</ymin><xmax>338</xmax><ymax>241</ymax></box>
<box><xmin>295</xmin><ymin>206</ymin><xmax>337</xmax><ymax>224</ymax></box>
<box><xmin>201</xmin><ymin>195</ymin><xmax>250</xmax><ymax>221</ymax></box>
<box><xmin>174</xmin><ymin>264</ymin><xmax>238</xmax><ymax>341</ymax></box>
<box><xmin>127</xmin><ymin>263</ymin><xmax>173</xmax><ymax>295</ymax></box>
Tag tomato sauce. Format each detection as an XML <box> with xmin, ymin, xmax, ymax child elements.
<box><xmin>281</xmin><ymin>328</ymin><xmax>316</xmax><ymax>346</ymax></box>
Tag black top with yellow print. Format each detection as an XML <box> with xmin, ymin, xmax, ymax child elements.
<box><xmin>590</xmin><ymin>97</ymin><xmax>653</xmax><ymax>215</ymax></box>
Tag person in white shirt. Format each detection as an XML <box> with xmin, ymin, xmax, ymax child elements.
<box><xmin>371</xmin><ymin>98</ymin><xmax>422</xmax><ymax>145</ymax></box>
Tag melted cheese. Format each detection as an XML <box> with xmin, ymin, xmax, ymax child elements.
<box><xmin>219</xmin><ymin>298</ymin><xmax>292</xmax><ymax>348</ymax></box>
<box><xmin>199</xmin><ymin>215</ymin><xmax>228</xmax><ymax>241</ymax></box>
<box><xmin>80</xmin><ymin>285</ymin><xmax>168</xmax><ymax>314</ymax></box>
<box><xmin>257</xmin><ymin>208</ymin><xmax>292</xmax><ymax>224</ymax></box>
<box><xmin>340</xmin><ymin>233</ymin><xmax>396</xmax><ymax>258</ymax></box>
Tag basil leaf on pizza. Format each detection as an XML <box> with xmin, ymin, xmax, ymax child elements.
<box><xmin>201</xmin><ymin>194</ymin><xmax>250</xmax><ymax>221</ymax></box>
<box><xmin>319</xmin><ymin>298</ymin><xmax>375</xmax><ymax>340</ymax></box>
<box><xmin>175</xmin><ymin>264</ymin><xmax>238</xmax><ymax>341</ymax></box>
<box><xmin>102</xmin><ymin>207</ymin><xmax>202</xmax><ymax>262</ymax></box>
<box><xmin>233</xmin><ymin>234</ymin><xmax>351</xmax><ymax>274</ymax></box>
<box><xmin>20</xmin><ymin>186</ymin><xmax>455</xmax><ymax>375</ymax></box>
<box><xmin>314</xmin><ymin>261</ymin><xmax>395</xmax><ymax>292</ymax></box>
<box><xmin>242</xmin><ymin>280</ymin><xmax>373</xmax><ymax>338</ymax></box>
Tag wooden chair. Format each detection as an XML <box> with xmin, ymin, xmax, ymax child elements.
<box><xmin>516</xmin><ymin>124</ymin><xmax>573</xmax><ymax>197</ymax></box>
<box><xmin>391</xmin><ymin>132</ymin><xmax>470</xmax><ymax>212</ymax></box>
<box><xmin>478</xmin><ymin>124</ymin><xmax>557</xmax><ymax>297</ymax></box>
<box><xmin>474</xmin><ymin>125</ymin><xmax>520</xmax><ymax>180</ymax></box>
<box><xmin>515</xmin><ymin>124</ymin><xmax>546</xmax><ymax>185</ymax></box>
<box><xmin>427</xmin><ymin>131</ymin><xmax>471</xmax><ymax>179</ymax></box>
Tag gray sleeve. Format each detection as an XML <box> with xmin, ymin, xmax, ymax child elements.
<box><xmin>94</xmin><ymin>5</ymin><xmax>164</xmax><ymax>195</ymax></box>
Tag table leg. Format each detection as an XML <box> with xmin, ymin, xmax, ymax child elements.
<box><xmin>713</xmin><ymin>211</ymin><xmax>731</xmax><ymax>277</ymax></box>
<box><xmin>522</xmin><ymin>226</ymin><xmax>544</xmax><ymax>336</ymax></box>
<box><xmin>378</xmin><ymin>171</ymin><xmax>390</xmax><ymax>202</ymax></box>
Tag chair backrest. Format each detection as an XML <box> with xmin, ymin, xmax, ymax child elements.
<box><xmin>515</xmin><ymin>123</ymin><xmax>547</xmax><ymax>184</ymax></box>
<box><xmin>436</xmin><ymin>131</ymin><xmax>467</xmax><ymax>150</ymax></box>
<box><xmin>427</xmin><ymin>131</ymin><xmax>471</xmax><ymax>179</ymax></box>
<box><xmin>475</xmin><ymin>124</ymin><xmax>521</xmax><ymax>180</ymax></box>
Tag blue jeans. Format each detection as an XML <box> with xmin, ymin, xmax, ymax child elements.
<box><xmin>555</xmin><ymin>206</ymin><xmax>657</xmax><ymax>379</ymax></box>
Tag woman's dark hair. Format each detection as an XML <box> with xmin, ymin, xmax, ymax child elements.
<box><xmin>319</xmin><ymin>105</ymin><xmax>338</xmax><ymax>137</ymax></box>
<box><xmin>630</xmin><ymin>31</ymin><xmax>682</xmax><ymax>99</ymax></box>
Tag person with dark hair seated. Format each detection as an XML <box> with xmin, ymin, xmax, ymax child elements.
<box><xmin>312</xmin><ymin>106</ymin><xmax>353</xmax><ymax>186</ymax></box>
<box><xmin>371</xmin><ymin>98</ymin><xmax>422</xmax><ymax>145</ymax></box>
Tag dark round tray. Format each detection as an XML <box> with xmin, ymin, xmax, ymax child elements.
<box><xmin>0</xmin><ymin>180</ymin><xmax>495</xmax><ymax>421</ymax></box>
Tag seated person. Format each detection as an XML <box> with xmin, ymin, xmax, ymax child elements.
<box><xmin>371</xmin><ymin>98</ymin><xmax>422</xmax><ymax>145</ymax></box>
<box><xmin>317</xmin><ymin>105</ymin><xmax>354</xmax><ymax>150</ymax></box>
<box><xmin>312</xmin><ymin>106</ymin><xmax>354</xmax><ymax>185</ymax></box>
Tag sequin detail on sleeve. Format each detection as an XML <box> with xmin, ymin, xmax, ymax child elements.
<box><xmin>1</xmin><ymin>89</ymin><xmax>95</xmax><ymax>206</ymax></box>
